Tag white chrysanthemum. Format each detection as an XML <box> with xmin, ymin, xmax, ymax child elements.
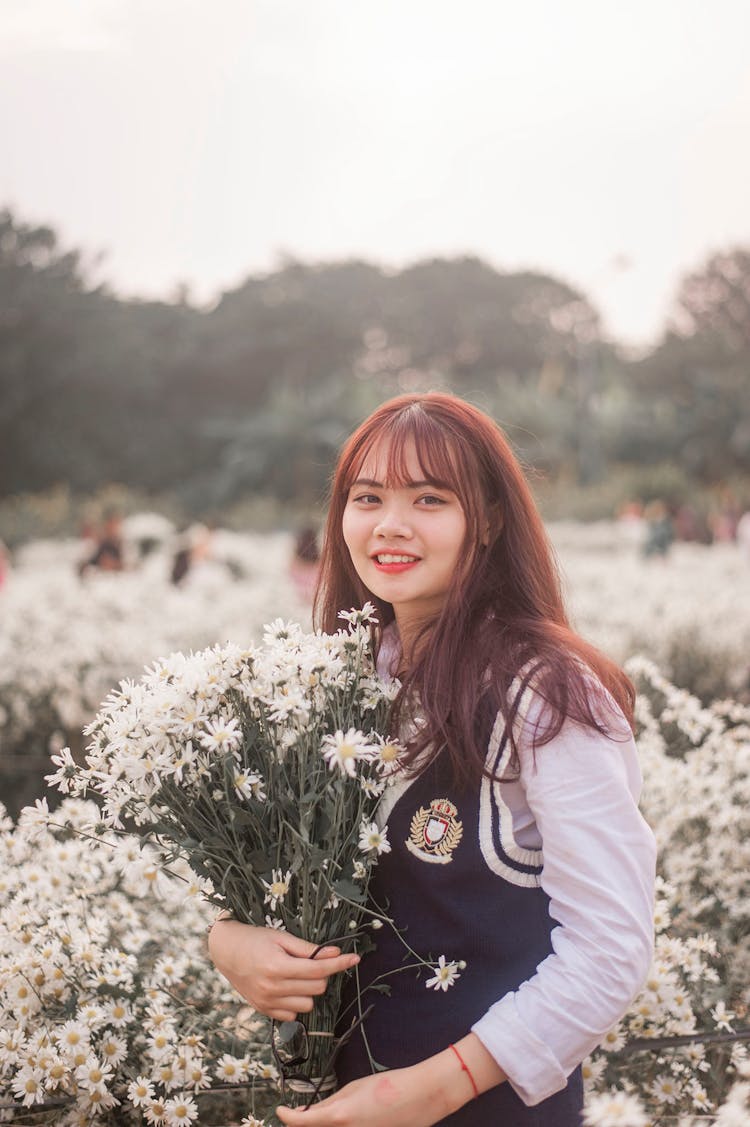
<box><xmin>198</xmin><ymin>716</ymin><xmax>242</xmax><ymax>754</ymax></box>
<box><xmin>125</xmin><ymin>856</ymin><xmax>172</xmax><ymax>899</ymax></box>
<box><xmin>103</xmin><ymin>999</ymin><xmax>132</xmax><ymax>1027</ymax></box>
<box><xmin>712</xmin><ymin>1001</ymin><xmax>735</xmax><ymax>1031</ymax></box>
<box><xmin>11</xmin><ymin>1065</ymin><xmax>46</xmax><ymax>1107</ymax></box>
<box><xmin>164</xmin><ymin>1095</ymin><xmax>199</xmax><ymax>1126</ymax></box>
<box><xmin>183</xmin><ymin>1060</ymin><xmax>211</xmax><ymax>1091</ymax></box>
<box><xmin>358</xmin><ymin>821</ymin><xmax>391</xmax><ymax>856</ymax></box>
<box><xmin>373</xmin><ymin>737</ymin><xmax>404</xmax><ymax>775</ymax></box>
<box><xmin>650</xmin><ymin>1073</ymin><xmax>681</xmax><ymax>1103</ymax></box>
<box><xmin>599</xmin><ymin>1025</ymin><xmax>626</xmax><ymax>1053</ymax></box>
<box><xmin>321</xmin><ymin>728</ymin><xmax>375</xmax><ymax>777</ymax></box>
<box><xmin>262</xmin><ymin>869</ymin><xmax>292</xmax><ymax>911</ymax></box>
<box><xmin>689</xmin><ymin>1082</ymin><xmax>713</xmax><ymax>1111</ymax></box>
<box><xmin>149</xmin><ymin>1028</ymin><xmax>177</xmax><ymax>1059</ymax></box>
<box><xmin>44</xmin><ymin>746</ymin><xmax>80</xmax><ymax>793</ymax></box>
<box><xmin>581</xmin><ymin>1055</ymin><xmax>607</xmax><ymax>1090</ymax></box>
<box><xmin>76</xmin><ymin>1055</ymin><xmax>113</xmax><ymax>1091</ymax></box>
<box><xmin>128</xmin><ymin>1076</ymin><xmax>155</xmax><ymax>1107</ymax></box>
<box><xmin>215</xmin><ymin>1053</ymin><xmax>250</xmax><ymax>1082</ymax></box>
<box><xmin>17</xmin><ymin>798</ymin><xmax>51</xmax><ymax>840</ymax></box>
<box><xmin>55</xmin><ymin>1019</ymin><xmax>90</xmax><ymax>1057</ymax></box>
<box><xmin>425</xmin><ymin>955</ymin><xmax>462</xmax><ymax>992</ymax></box>
<box><xmin>582</xmin><ymin>1088</ymin><xmax>648</xmax><ymax>1126</ymax></box>
<box><xmin>360</xmin><ymin>776</ymin><xmax>386</xmax><ymax>798</ymax></box>
<box><xmin>233</xmin><ymin>769</ymin><xmax>266</xmax><ymax>801</ymax></box>
<box><xmin>248</xmin><ymin>1060</ymin><xmax>279</xmax><ymax>1082</ymax></box>
<box><xmin>145</xmin><ymin>1098</ymin><xmax>168</xmax><ymax>1124</ymax></box>
<box><xmin>0</xmin><ymin>1029</ymin><xmax>25</xmax><ymax>1065</ymax></box>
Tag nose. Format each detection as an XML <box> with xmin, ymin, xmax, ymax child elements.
<box><xmin>373</xmin><ymin>504</ymin><xmax>413</xmax><ymax>539</ymax></box>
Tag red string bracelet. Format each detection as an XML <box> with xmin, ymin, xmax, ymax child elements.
<box><xmin>448</xmin><ymin>1043</ymin><xmax>479</xmax><ymax>1100</ymax></box>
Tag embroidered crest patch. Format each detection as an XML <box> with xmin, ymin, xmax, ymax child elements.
<box><xmin>406</xmin><ymin>798</ymin><xmax>463</xmax><ymax>864</ymax></box>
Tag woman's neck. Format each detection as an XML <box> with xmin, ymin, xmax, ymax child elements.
<box><xmin>391</xmin><ymin>611</ymin><xmax>435</xmax><ymax>673</ymax></box>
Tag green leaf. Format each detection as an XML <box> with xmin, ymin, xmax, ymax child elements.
<box><xmin>333</xmin><ymin>878</ymin><xmax>364</xmax><ymax>903</ymax></box>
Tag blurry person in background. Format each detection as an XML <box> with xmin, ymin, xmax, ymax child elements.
<box><xmin>642</xmin><ymin>500</ymin><xmax>674</xmax><ymax>560</ymax></box>
<box><xmin>170</xmin><ymin>523</ymin><xmax>215</xmax><ymax>587</ymax></box>
<box><xmin>170</xmin><ymin>537</ymin><xmax>193</xmax><ymax>586</ymax></box>
<box><xmin>708</xmin><ymin>487</ymin><xmax>740</xmax><ymax>544</ymax></box>
<box><xmin>289</xmin><ymin>526</ymin><xmax>321</xmax><ymax>603</ymax></box>
<box><xmin>78</xmin><ymin>509</ymin><xmax>125</xmax><ymax>577</ymax></box>
<box><xmin>615</xmin><ymin>499</ymin><xmax>645</xmax><ymax>550</ymax></box>
<box><xmin>673</xmin><ymin>502</ymin><xmax>700</xmax><ymax>543</ymax></box>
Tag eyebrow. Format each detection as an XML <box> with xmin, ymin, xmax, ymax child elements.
<box><xmin>349</xmin><ymin>478</ymin><xmax>451</xmax><ymax>490</ymax></box>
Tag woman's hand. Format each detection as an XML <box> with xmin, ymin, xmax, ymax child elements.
<box><xmin>207</xmin><ymin>921</ymin><xmax>359</xmax><ymax>1021</ymax></box>
<box><xmin>276</xmin><ymin>1063</ymin><xmax>455</xmax><ymax>1127</ymax></box>
<box><xmin>276</xmin><ymin>1035</ymin><xmax>506</xmax><ymax>1126</ymax></box>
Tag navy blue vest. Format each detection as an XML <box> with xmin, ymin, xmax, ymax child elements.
<box><xmin>335</xmin><ymin>708</ymin><xmax>583</xmax><ymax>1126</ymax></box>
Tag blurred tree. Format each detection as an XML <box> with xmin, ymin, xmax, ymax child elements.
<box><xmin>622</xmin><ymin>249</ymin><xmax>750</xmax><ymax>480</ymax></box>
<box><xmin>672</xmin><ymin>248</ymin><xmax>750</xmax><ymax>351</ymax></box>
<box><xmin>2</xmin><ymin>208</ymin><xmax>747</xmax><ymax>510</ymax></box>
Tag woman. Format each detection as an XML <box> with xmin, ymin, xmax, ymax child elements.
<box><xmin>209</xmin><ymin>393</ymin><xmax>656</xmax><ymax>1126</ymax></box>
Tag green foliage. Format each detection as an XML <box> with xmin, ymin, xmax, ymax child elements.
<box><xmin>2</xmin><ymin>207</ymin><xmax>749</xmax><ymax>512</ymax></box>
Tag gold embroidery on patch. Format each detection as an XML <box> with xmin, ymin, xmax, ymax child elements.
<box><xmin>406</xmin><ymin>798</ymin><xmax>463</xmax><ymax>864</ymax></box>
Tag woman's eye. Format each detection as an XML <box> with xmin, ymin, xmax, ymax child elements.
<box><xmin>418</xmin><ymin>494</ymin><xmax>446</xmax><ymax>506</ymax></box>
<box><xmin>353</xmin><ymin>493</ymin><xmax>380</xmax><ymax>505</ymax></box>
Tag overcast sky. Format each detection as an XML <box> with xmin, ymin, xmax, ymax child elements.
<box><xmin>2</xmin><ymin>0</ymin><xmax>749</xmax><ymax>346</ymax></box>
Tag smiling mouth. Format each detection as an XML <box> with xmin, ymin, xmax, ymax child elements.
<box><xmin>372</xmin><ymin>553</ymin><xmax>421</xmax><ymax>564</ymax></box>
<box><xmin>371</xmin><ymin>553</ymin><xmax>421</xmax><ymax>573</ymax></box>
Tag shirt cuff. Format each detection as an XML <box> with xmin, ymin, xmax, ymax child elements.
<box><xmin>471</xmin><ymin>992</ymin><xmax>569</xmax><ymax>1106</ymax></box>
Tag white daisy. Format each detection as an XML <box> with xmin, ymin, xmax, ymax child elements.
<box><xmin>374</xmin><ymin>738</ymin><xmax>404</xmax><ymax>775</ymax></box>
<box><xmin>128</xmin><ymin>1076</ymin><xmax>155</xmax><ymax>1107</ymax></box>
<box><xmin>358</xmin><ymin>821</ymin><xmax>391</xmax><ymax>856</ymax></box>
<box><xmin>425</xmin><ymin>955</ymin><xmax>462</xmax><ymax>992</ymax></box>
<box><xmin>650</xmin><ymin>1073</ymin><xmax>681</xmax><ymax>1103</ymax></box>
<box><xmin>11</xmin><ymin>1066</ymin><xmax>45</xmax><ymax>1106</ymax></box>
<box><xmin>198</xmin><ymin>716</ymin><xmax>242</xmax><ymax>754</ymax></box>
<box><xmin>215</xmin><ymin>1053</ymin><xmax>250</xmax><ymax>1082</ymax></box>
<box><xmin>164</xmin><ymin>1094</ymin><xmax>199</xmax><ymax>1125</ymax></box>
<box><xmin>582</xmin><ymin>1089</ymin><xmax>648</xmax><ymax>1125</ymax></box>
<box><xmin>44</xmin><ymin>746</ymin><xmax>80</xmax><ymax>793</ymax></box>
<box><xmin>233</xmin><ymin>770</ymin><xmax>266</xmax><ymax>801</ymax></box>
<box><xmin>262</xmin><ymin>869</ymin><xmax>292</xmax><ymax>910</ymax></box>
<box><xmin>145</xmin><ymin>1098</ymin><xmax>168</xmax><ymax>1124</ymax></box>
<box><xmin>711</xmin><ymin>1001</ymin><xmax>735</xmax><ymax>1031</ymax></box>
<box><xmin>321</xmin><ymin>728</ymin><xmax>375</xmax><ymax>777</ymax></box>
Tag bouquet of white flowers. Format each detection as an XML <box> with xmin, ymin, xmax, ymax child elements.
<box><xmin>48</xmin><ymin>606</ymin><xmax>403</xmax><ymax>1109</ymax></box>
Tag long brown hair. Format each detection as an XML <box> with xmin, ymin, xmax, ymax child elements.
<box><xmin>315</xmin><ymin>392</ymin><xmax>634</xmax><ymax>784</ymax></box>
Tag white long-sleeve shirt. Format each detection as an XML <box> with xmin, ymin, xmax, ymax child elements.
<box><xmin>376</xmin><ymin>631</ymin><xmax>657</xmax><ymax>1106</ymax></box>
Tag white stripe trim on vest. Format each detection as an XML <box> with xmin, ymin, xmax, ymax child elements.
<box><xmin>478</xmin><ymin>675</ymin><xmax>544</xmax><ymax>888</ymax></box>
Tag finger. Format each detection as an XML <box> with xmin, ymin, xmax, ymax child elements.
<box><xmin>279</xmin><ymin>952</ymin><xmax>360</xmax><ymax>979</ymax></box>
<box><xmin>275</xmin><ymin>977</ymin><xmax>330</xmax><ymax>997</ymax></box>
<box><xmin>277</xmin><ymin>932</ymin><xmax>341</xmax><ymax>959</ymax></box>
<box><xmin>272</xmin><ymin>995</ymin><xmax>316</xmax><ymax>1015</ymax></box>
<box><xmin>277</xmin><ymin>1094</ymin><xmax>341</xmax><ymax>1125</ymax></box>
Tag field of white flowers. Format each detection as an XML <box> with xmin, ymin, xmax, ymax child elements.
<box><xmin>1</xmin><ymin>517</ymin><xmax>749</xmax><ymax>1125</ymax></box>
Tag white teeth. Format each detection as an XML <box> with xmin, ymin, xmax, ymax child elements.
<box><xmin>376</xmin><ymin>554</ymin><xmax>419</xmax><ymax>564</ymax></box>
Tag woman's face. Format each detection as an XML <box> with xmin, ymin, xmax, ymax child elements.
<box><xmin>342</xmin><ymin>437</ymin><xmax>468</xmax><ymax>631</ymax></box>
